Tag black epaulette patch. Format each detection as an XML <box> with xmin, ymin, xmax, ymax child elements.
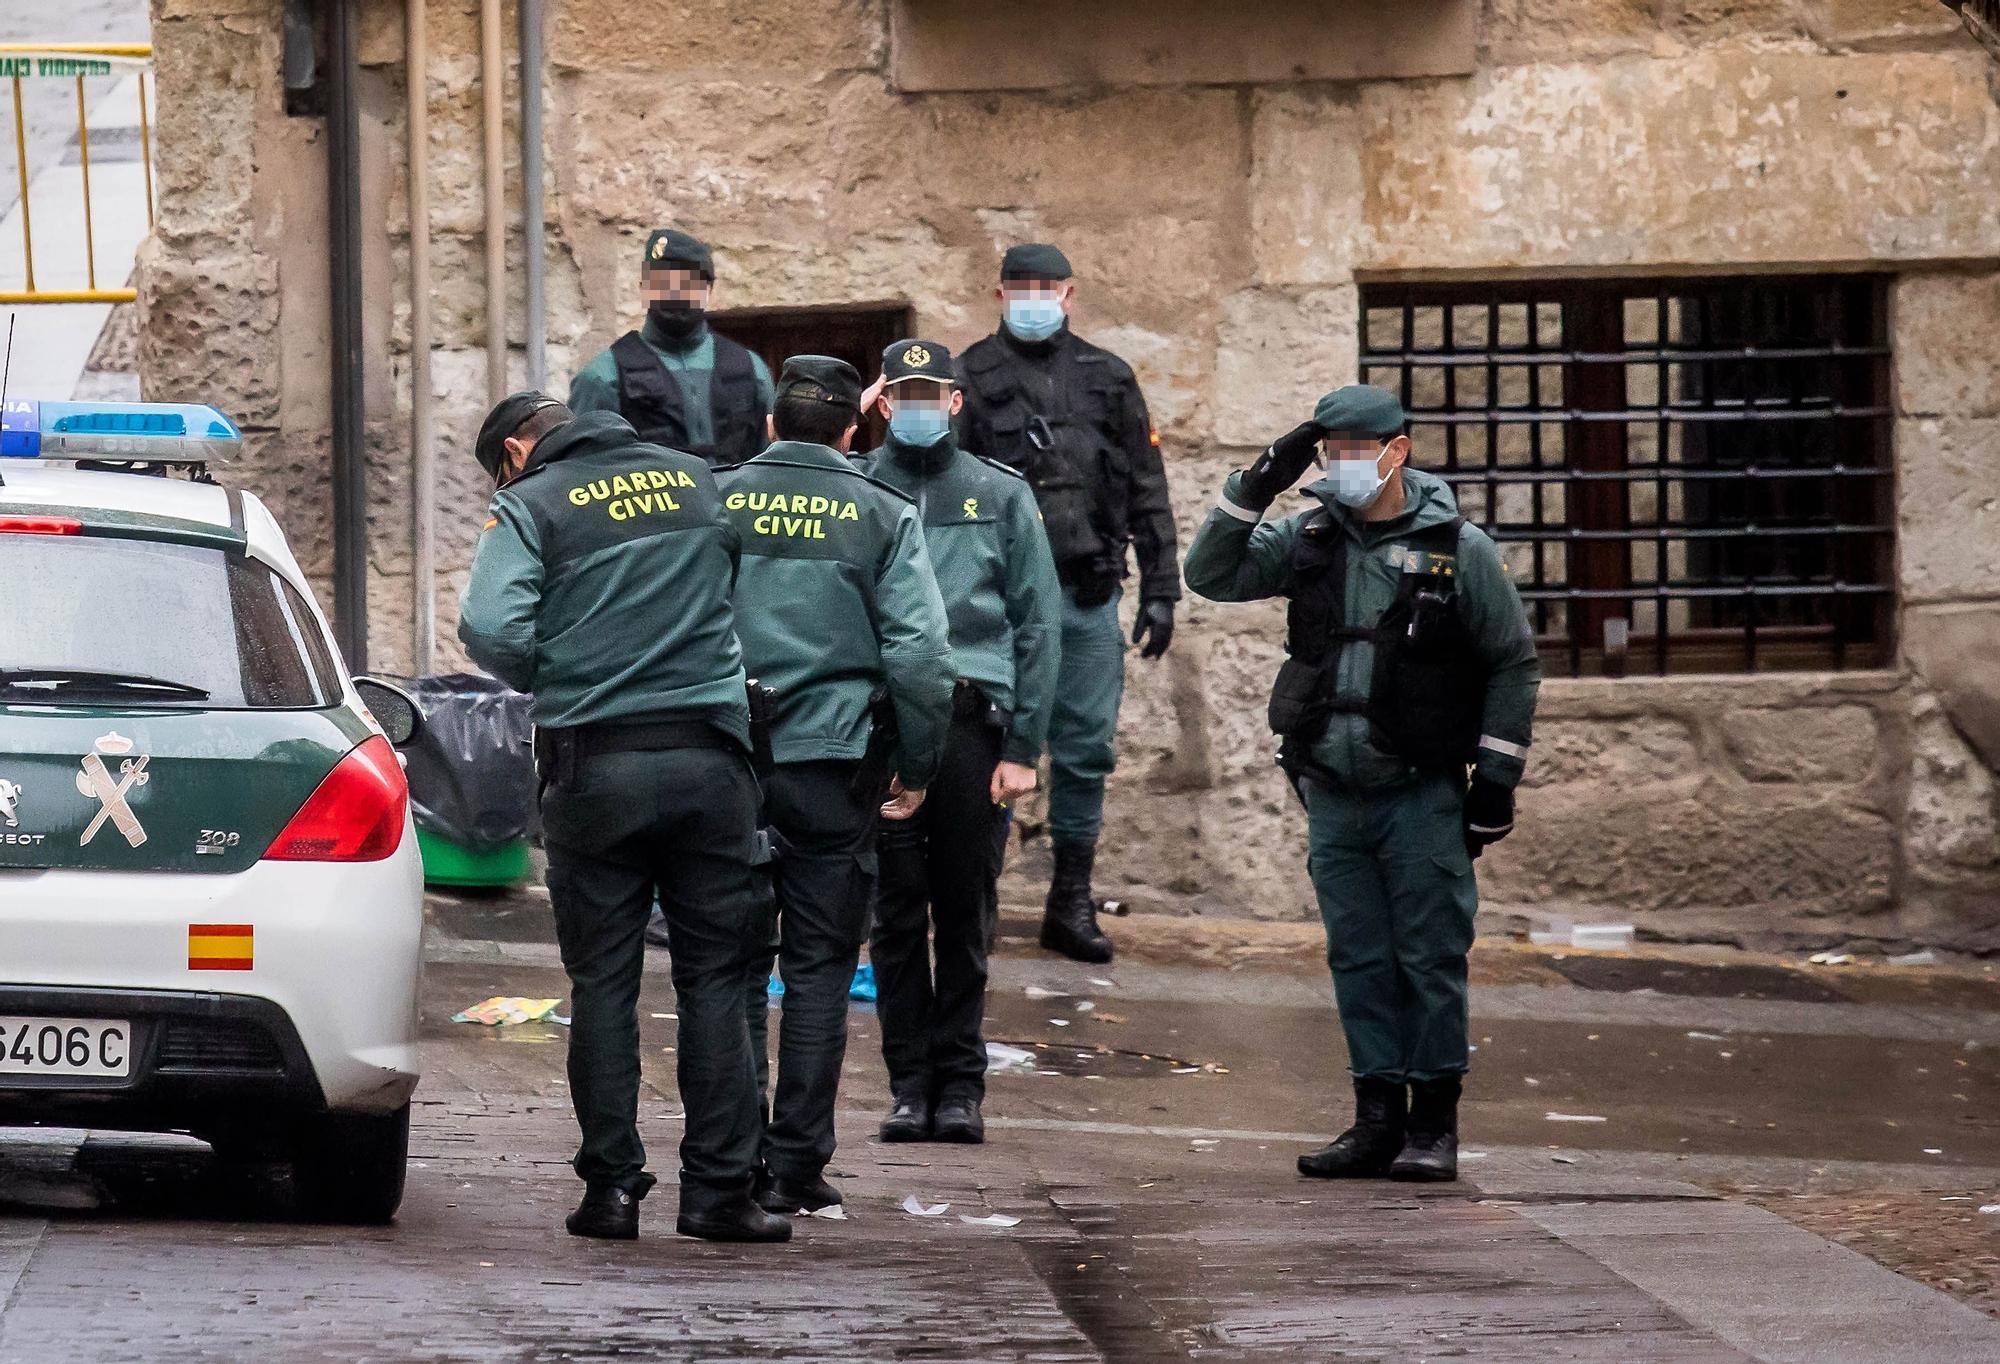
<box><xmin>975</xmin><ymin>455</ymin><xmax>1028</xmax><ymax>481</ymax></box>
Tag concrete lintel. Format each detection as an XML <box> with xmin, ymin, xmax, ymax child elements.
<box><xmin>889</xmin><ymin>0</ymin><xmax>1476</xmax><ymax>93</ymax></box>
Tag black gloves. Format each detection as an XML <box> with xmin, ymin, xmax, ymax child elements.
<box><xmin>1132</xmin><ymin>599</ymin><xmax>1175</xmax><ymax>659</ymax></box>
<box><xmin>1463</xmin><ymin>776</ymin><xmax>1515</xmax><ymax>859</ymax></box>
<box><xmin>1237</xmin><ymin>421</ymin><xmax>1324</xmax><ymax>510</ymax></box>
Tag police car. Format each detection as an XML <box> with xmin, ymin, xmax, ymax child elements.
<box><xmin>0</xmin><ymin>399</ymin><xmax>425</xmax><ymax>1223</ymax></box>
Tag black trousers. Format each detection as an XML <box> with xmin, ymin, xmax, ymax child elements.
<box><xmin>870</xmin><ymin>713</ymin><xmax>1006</xmax><ymax>1104</ymax></box>
<box><xmin>745</xmin><ymin>761</ymin><xmax>879</xmax><ymax>1183</ymax></box>
<box><xmin>541</xmin><ymin>746</ymin><xmax>771</xmax><ymax>1215</ymax></box>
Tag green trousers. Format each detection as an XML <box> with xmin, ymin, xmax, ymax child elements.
<box><xmin>1302</xmin><ymin>771</ymin><xmax>1477</xmax><ymax>1083</ymax></box>
<box><xmin>1046</xmin><ymin>586</ymin><xmax>1125</xmax><ymax>849</ymax></box>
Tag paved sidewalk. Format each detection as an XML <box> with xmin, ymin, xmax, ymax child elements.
<box><xmin>1</xmin><ymin>919</ymin><xmax>1996</xmax><ymax>1361</ymax></box>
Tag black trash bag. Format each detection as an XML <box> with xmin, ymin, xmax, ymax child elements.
<box><xmin>394</xmin><ymin>672</ymin><xmax>538</xmax><ymax>851</ymax></box>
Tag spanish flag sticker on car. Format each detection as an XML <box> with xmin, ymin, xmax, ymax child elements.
<box><xmin>188</xmin><ymin>924</ymin><xmax>253</xmax><ymax>971</ymax></box>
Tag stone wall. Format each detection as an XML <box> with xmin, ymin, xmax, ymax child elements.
<box><xmin>138</xmin><ymin>0</ymin><xmax>2000</xmax><ymax>947</ymax></box>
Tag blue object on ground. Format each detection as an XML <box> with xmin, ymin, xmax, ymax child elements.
<box><xmin>765</xmin><ymin>963</ymin><xmax>877</xmax><ymax>1002</ymax></box>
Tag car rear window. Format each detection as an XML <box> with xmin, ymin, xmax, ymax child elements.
<box><xmin>0</xmin><ymin>536</ymin><xmax>343</xmax><ymax>708</ymax></box>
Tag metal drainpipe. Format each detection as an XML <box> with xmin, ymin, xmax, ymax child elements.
<box><xmin>407</xmin><ymin>0</ymin><xmax>436</xmax><ymax>673</ymax></box>
<box><xmin>519</xmin><ymin>0</ymin><xmax>546</xmax><ymax>390</ymax></box>
<box><xmin>480</xmin><ymin>0</ymin><xmax>506</xmax><ymax>403</ymax></box>
<box><xmin>326</xmin><ymin>0</ymin><xmax>368</xmax><ymax>671</ymax></box>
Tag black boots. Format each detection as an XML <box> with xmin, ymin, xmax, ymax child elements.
<box><xmin>1040</xmin><ymin>843</ymin><xmax>1113</xmax><ymax>964</ymax></box>
<box><xmin>931</xmin><ymin>1096</ymin><xmax>985</xmax><ymax>1144</ymax></box>
<box><xmin>566</xmin><ymin>1184</ymin><xmax>641</xmax><ymax>1240</ymax></box>
<box><xmin>878</xmin><ymin>1092</ymin><xmax>932</xmax><ymax>1143</ymax></box>
<box><xmin>757</xmin><ymin>1172</ymin><xmax>843</xmax><ymax>1216</ymax></box>
<box><xmin>676</xmin><ymin>1196</ymin><xmax>795</xmax><ymax>1243</ymax></box>
<box><xmin>1297</xmin><ymin>1077</ymin><xmax>1407</xmax><ymax>1179</ymax></box>
<box><xmin>1390</xmin><ymin>1076</ymin><xmax>1461</xmax><ymax>1182</ymax></box>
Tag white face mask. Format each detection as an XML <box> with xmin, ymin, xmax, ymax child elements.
<box><xmin>1320</xmin><ymin>444</ymin><xmax>1391</xmax><ymax>508</ymax></box>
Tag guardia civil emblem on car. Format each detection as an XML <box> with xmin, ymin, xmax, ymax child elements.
<box><xmin>75</xmin><ymin>731</ymin><xmax>150</xmax><ymax>849</ymax></box>
<box><xmin>0</xmin><ymin>777</ymin><xmax>20</xmax><ymax>828</ymax></box>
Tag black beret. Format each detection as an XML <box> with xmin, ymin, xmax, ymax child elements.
<box><xmin>777</xmin><ymin>354</ymin><xmax>863</xmax><ymax>410</ymax></box>
<box><xmin>881</xmin><ymin>338</ymin><xmax>954</xmax><ymax>386</ymax></box>
<box><xmin>475</xmin><ymin>391</ymin><xmax>568</xmax><ymax>476</ymax></box>
<box><xmin>1000</xmin><ymin>242</ymin><xmax>1072</xmax><ymax>282</ymax></box>
<box><xmin>1313</xmin><ymin>385</ymin><xmax>1407</xmax><ymax>439</ymax></box>
<box><xmin>641</xmin><ymin>228</ymin><xmax>715</xmax><ymax>279</ymax></box>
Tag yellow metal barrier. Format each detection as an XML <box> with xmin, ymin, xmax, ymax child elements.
<box><xmin>0</xmin><ymin>43</ymin><xmax>154</xmax><ymax>305</ymax></box>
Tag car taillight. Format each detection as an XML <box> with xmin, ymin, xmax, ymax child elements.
<box><xmin>264</xmin><ymin>735</ymin><xmax>407</xmax><ymax>862</ymax></box>
<box><xmin>0</xmin><ymin>516</ymin><xmax>82</xmax><ymax>535</ymax></box>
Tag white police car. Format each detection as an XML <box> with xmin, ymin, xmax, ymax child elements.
<box><xmin>0</xmin><ymin>399</ymin><xmax>425</xmax><ymax>1222</ymax></box>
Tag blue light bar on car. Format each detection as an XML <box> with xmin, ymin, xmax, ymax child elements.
<box><xmin>0</xmin><ymin>399</ymin><xmax>242</xmax><ymax>463</ymax></box>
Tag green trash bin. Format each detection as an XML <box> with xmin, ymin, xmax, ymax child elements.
<box><xmin>417</xmin><ymin>828</ymin><xmax>532</xmax><ymax>889</ymax></box>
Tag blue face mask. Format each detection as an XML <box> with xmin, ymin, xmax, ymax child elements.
<box><xmin>889</xmin><ymin>402</ymin><xmax>952</xmax><ymax>447</ymax></box>
<box><xmin>1003</xmin><ymin>296</ymin><xmax>1066</xmax><ymax>342</ymax></box>
<box><xmin>1326</xmin><ymin>452</ymin><xmax>1390</xmax><ymax>508</ymax></box>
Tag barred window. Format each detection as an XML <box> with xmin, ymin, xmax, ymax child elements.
<box><xmin>1358</xmin><ymin>277</ymin><xmax>1894</xmax><ymax>677</ymax></box>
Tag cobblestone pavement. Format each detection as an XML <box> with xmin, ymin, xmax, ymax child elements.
<box><xmin>2</xmin><ymin>902</ymin><xmax>1998</xmax><ymax>1361</ymax></box>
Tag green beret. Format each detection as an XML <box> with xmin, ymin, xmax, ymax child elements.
<box><xmin>1000</xmin><ymin>243</ymin><xmax>1072</xmax><ymax>282</ymax></box>
<box><xmin>881</xmin><ymin>338</ymin><xmax>954</xmax><ymax>386</ymax></box>
<box><xmin>1313</xmin><ymin>385</ymin><xmax>1406</xmax><ymax>439</ymax></box>
<box><xmin>778</xmin><ymin>354</ymin><xmax>863</xmax><ymax>410</ymax></box>
<box><xmin>475</xmin><ymin>390</ymin><xmax>568</xmax><ymax>476</ymax></box>
<box><xmin>641</xmin><ymin>228</ymin><xmax>714</xmax><ymax>279</ymax></box>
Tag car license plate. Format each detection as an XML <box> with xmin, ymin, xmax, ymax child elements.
<box><xmin>0</xmin><ymin>1017</ymin><xmax>132</xmax><ymax>1078</ymax></box>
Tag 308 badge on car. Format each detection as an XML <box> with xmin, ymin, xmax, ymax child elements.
<box><xmin>0</xmin><ymin>1017</ymin><xmax>131</xmax><ymax>1078</ymax></box>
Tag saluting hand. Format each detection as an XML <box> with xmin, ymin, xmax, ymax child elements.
<box><xmin>858</xmin><ymin>373</ymin><xmax>889</xmax><ymax>419</ymax></box>
<box><xmin>990</xmin><ymin>761</ymin><xmax>1037</xmax><ymax>806</ymax></box>
<box><xmin>881</xmin><ymin>776</ymin><xmax>927</xmax><ymax>821</ymax></box>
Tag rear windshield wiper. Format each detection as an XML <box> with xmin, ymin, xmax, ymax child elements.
<box><xmin>0</xmin><ymin>667</ymin><xmax>213</xmax><ymax>700</ymax></box>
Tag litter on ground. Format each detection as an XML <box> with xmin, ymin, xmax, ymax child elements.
<box><xmin>959</xmin><ymin>1213</ymin><xmax>1021</xmax><ymax>1228</ymax></box>
<box><xmin>901</xmin><ymin>1195</ymin><xmax>949</xmax><ymax>1217</ymax></box>
<box><xmin>985</xmin><ymin>1043</ymin><xmax>1037</xmax><ymax>1072</ymax></box>
<box><xmin>451</xmin><ymin>997</ymin><xmax>562</xmax><ymax>1026</ymax></box>
<box><xmin>805</xmin><ymin>1205</ymin><xmax>848</xmax><ymax>1221</ymax></box>
<box><xmin>1545</xmin><ymin>1112</ymin><xmax>1607</xmax><ymax>1123</ymax></box>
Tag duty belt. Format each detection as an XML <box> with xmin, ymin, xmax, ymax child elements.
<box><xmin>534</xmin><ymin>719</ymin><xmax>739</xmax><ymax>787</ymax></box>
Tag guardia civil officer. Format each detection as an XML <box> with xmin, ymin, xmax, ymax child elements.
<box><xmin>955</xmin><ymin>243</ymin><xmax>1180</xmax><ymax>965</ymax></box>
<box><xmin>459</xmin><ymin>392</ymin><xmax>790</xmax><ymax>1244</ymax></box>
<box><xmin>713</xmin><ymin>356</ymin><xmax>956</xmax><ymax>1215</ymax></box>
<box><xmin>569</xmin><ymin>228</ymin><xmax>775</xmax><ymax>467</ymax></box>
<box><xmin>859</xmin><ymin>338</ymin><xmax>1062</xmax><ymax>1144</ymax></box>
<box><xmin>1182</xmin><ymin>385</ymin><xmax>1540</xmax><ymax>1182</ymax></box>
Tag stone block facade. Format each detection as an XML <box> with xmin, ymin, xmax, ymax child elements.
<box><xmin>138</xmin><ymin>0</ymin><xmax>2000</xmax><ymax>948</ymax></box>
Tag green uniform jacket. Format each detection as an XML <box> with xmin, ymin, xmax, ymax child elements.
<box><xmin>859</xmin><ymin>432</ymin><xmax>1063</xmax><ymax>766</ymax></box>
<box><xmin>715</xmin><ymin>440</ymin><xmax>956</xmax><ymax>787</ymax></box>
<box><xmin>458</xmin><ymin>411</ymin><xmax>750</xmax><ymax>746</ymax></box>
<box><xmin>1184</xmin><ymin>465</ymin><xmax>1540</xmax><ymax>791</ymax></box>
<box><xmin>568</xmin><ymin>315</ymin><xmax>776</xmax><ymax>454</ymax></box>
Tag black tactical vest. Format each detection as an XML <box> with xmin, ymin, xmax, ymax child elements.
<box><xmin>611</xmin><ymin>329</ymin><xmax>764</xmax><ymax>467</ymax></box>
<box><xmin>1267</xmin><ymin>512</ymin><xmax>1488</xmax><ymax>775</ymax></box>
<box><xmin>960</xmin><ymin>341</ymin><xmax>1129</xmax><ymax>597</ymax></box>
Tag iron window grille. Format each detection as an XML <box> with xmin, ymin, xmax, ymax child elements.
<box><xmin>1358</xmin><ymin>276</ymin><xmax>1894</xmax><ymax>677</ymax></box>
